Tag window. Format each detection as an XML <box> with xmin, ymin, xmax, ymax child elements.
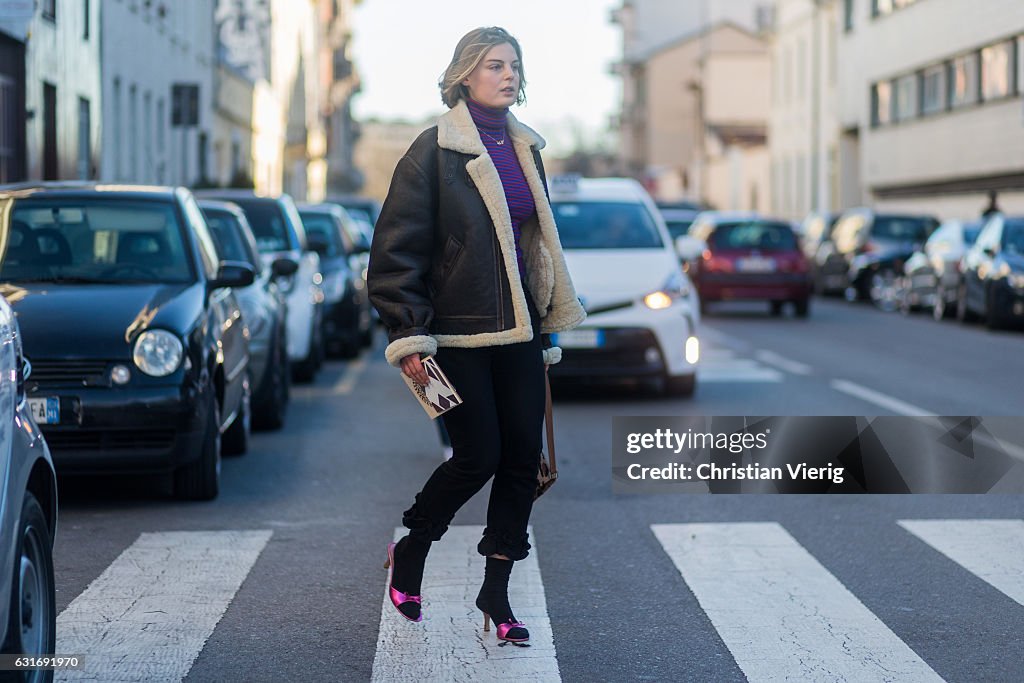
<box><xmin>949</xmin><ymin>53</ymin><xmax>979</xmax><ymax>108</ymax></box>
<box><xmin>198</xmin><ymin>131</ymin><xmax>208</xmax><ymax>183</ymax></box>
<box><xmin>894</xmin><ymin>74</ymin><xmax>917</xmax><ymax>121</ymax></box>
<box><xmin>798</xmin><ymin>40</ymin><xmax>807</xmax><ymax>100</ymax></box>
<box><xmin>41</xmin><ymin>0</ymin><xmax>56</xmax><ymax>21</ymax></box>
<box><xmin>843</xmin><ymin>0</ymin><xmax>854</xmax><ymax>32</ymax></box>
<box><xmin>112</xmin><ymin>78</ymin><xmax>122</xmax><ymax>179</ymax></box>
<box><xmin>871</xmin><ymin>81</ymin><xmax>892</xmax><ymax>126</ymax></box>
<box><xmin>981</xmin><ymin>40</ymin><xmax>1013</xmax><ymax>100</ymax></box>
<box><xmin>83</xmin><ymin>0</ymin><xmax>90</xmax><ymax>38</ymax></box>
<box><xmin>129</xmin><ymin>85</ymin><xmax>138</xmax><ymax>180</ymax></box>
<box><xmin>873</xmin><ymin>0</ymin><xmax>917</xmax><ymax>16</ymax></box>
<box><xmin>77</xmin><ymin>97</ymin><xmax>91</xmax><ymax>179</ymax></box>
<box><xmin>143</xmin><ymin>92</ymin><xmax>152</xmax><ymax>183</ymax></box>
<box><xmin>0</xmin><ymin>75</ymin><xmax>16</xmax><ymax>183</ymax></box>
<box><xmin>42</xmin><ymin>83</ymin><xmax>57</xmax><ymax>180</ymax></box>
<box><xmin>1019</xmin><ymin>36</ymin><xmax>1024</xmax><ymax>94</ymax></box>
<box><xmin>921</xmin><ymin>65</ymin><xmax>946</xmax><ymax>115</ymax></box>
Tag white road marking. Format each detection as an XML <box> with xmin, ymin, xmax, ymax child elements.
<box><xmin>333</xmin><ymin>355</ymin><xmax>368</xmax><ymax>395</ymax></box>
<box><xmin>372</xmin><ymin>526</ymin><xmax>560</xmax><ymax>682</ymax></box>
<box><xmin>56</xmin><ymin>530</ymin><xmax>272</xmax><ymax>682</ymax></box>
<box><xmin>899</xmin><ymin>519</ymin><xmax>1024</xmax><ymax>606</ymax></box>
<box><xmin>652</xmin><ymin>522</ymin><xmax>943</xmax><ymax>683</ymax></box>
<box><xmin>697</xmin><ymin>347</ymin><xmax>783</xmax><ymax>383</ymax></box>
<box><xmin>830</xmin><ymin>379</ymin><xmax>936</xmax><ymax>416</ymax></box>
<box><xmin>755</xmin><ymin>350</ymin><xmax>813</xmax><ymax>375</ymax></box>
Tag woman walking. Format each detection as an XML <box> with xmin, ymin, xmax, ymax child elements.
<box><xmin>367</xmin><ymin>26</ymin><xmax>585</xmax><ymax>644</ymax></box>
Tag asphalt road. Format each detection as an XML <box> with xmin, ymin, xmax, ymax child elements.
<box><xmin>50</xmin><ymin>298</ymin><xmax>1024</xmax><ymax>682</ymax></box>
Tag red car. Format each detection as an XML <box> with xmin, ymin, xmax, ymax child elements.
<box><xmin>687</xmin><ymin>216</ymin><xmax>812</xmax><ymax>317</ymax></box>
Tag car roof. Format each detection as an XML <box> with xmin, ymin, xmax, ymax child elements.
<box><xmin>193</xmin><ymin>189</ymin><xmax>291</xmax><ymax>203</ymax></box>
<box><xmin>197</xmin><ymin>199</ymin><xmax>245</xmax><ymax>214</ymax></box>
<box><xmin>691</xmin><ymin>211</ymin><xmax>762</xmax><ymax>224</ymax></box>
<box><xmin>548</xmin><ymin>177</ymin><xmax>651</xmax><ymax>203</ymax></box>
<box><xmin>0</xmin><ymin>181</ymin><xmax>180</xmax><ymax>200</ymax></box>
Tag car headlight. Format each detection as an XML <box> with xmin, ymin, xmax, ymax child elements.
<box><xmin>643</xmin><ymin>270</ymin><xmax>691</xmax><ymax>310</ymax></box>
<box><xmin>1008</xmin><ymin>273</ymin><xmax>1024</xmax><ymax>291</ymax></box>
<box><xmin>133</xmin><ymin>330</ymin><xmax>183</xmax><ymax>377</ymax></box>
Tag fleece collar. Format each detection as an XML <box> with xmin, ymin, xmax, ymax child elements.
<box><xmin>437</xmin><ymin>99</ymin><xmax>546</xmax><ymax>156</ymax></box>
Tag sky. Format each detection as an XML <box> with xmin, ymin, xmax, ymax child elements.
<box><xmin>350</xmin><ymin>0</ymin><xmax>622</xmax><ymax>156</ymax></box>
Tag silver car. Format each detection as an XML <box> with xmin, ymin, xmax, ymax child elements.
<box><xmin>0</xmin><ymin>296</ymin><xmax>58</xmax><ymax>670</ymax></box>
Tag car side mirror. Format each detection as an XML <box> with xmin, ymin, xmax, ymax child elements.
<box><xmin>210</xmin><ymin>261</ymin><xmax>256</xmax><ymax>290</ymax></box>
<box><xmin>271</xmin><ymin>257</ymin><xmax>299</xmax><ymax>278</ymax></box>
<box><xmin>675</xmin><ymin>235</ymin><xmax>705</xmax><ymax>262</ymax></box>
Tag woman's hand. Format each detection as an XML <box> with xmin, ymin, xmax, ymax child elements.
<box><xmin>400</xmin><ymin>354</ymin><xmax>430</xmax><ymax>386</ymax></box>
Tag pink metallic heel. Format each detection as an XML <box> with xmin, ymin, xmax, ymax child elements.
<box><xmin>384</xmin><ymin>542</ymin><xmax>423</xmax><ymax>622</ymax></box>
<box><xmin>480</xmin><ymin>610</ymin><xmax>529</xmax><ymax>644</ymax></box>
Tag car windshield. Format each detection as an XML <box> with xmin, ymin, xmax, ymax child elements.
<box><xmin>202</xmin><ymin>210</ymin><xmax>256</xmax><ymax>265</ymax></box>
<box><xmin>2</xmin><ymin>198</ymin><xmax>193</xmax><ymax>284</ymax></box>
<box><xmin>709</xmin><ymin>222</ymin><xmax>798</xmax><ymax>251</ymax></box>
<box><xmin>299</xmin><ymin>213</ymin><xmax>344</xmax><ymax>258</ymax></box>
<box><xmin>342</xmin><ymin>206</ymin><xmax>374</xmax><ymax>229</ymax></box>
<box><xmin>1003</xmin><ymin>220</ymin><xmax>1024</xmax><ymax>255</ymax></box>
<box><xmin>227</xmin><ymin>199</ymin><xmax>292</xmax><ymax>252</ymax></box>
<box><xmin>872</xmin><ymin>217</ymin><xmax>933</xmax><ymax>241</ymax></box>
<box><xmin>552</xmin><ymin>202</ymin><xmax>664</xmax><ymax>249</ymax></box>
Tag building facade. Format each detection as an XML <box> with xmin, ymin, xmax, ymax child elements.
<box><xmin>838</xmin><ymin>0</ymin><xmax>1024</xmax><ymax>218</ymax></box>
<box><xmin>12</xmin><ymin>0</ymin><xmax>102</xmax><ymax>182</ymax></box>
<box><xmin>769</xmin><ymin>0</ymin><xmax>843</xmax><ymax>220</ymax></box>
<box><xmin>100</xmin><ymin>0</ymin><xmax>216</xmax><ymax>187</ymax></box>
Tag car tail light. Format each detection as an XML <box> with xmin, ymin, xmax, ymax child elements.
<box><xmin>701</xmin><ymin>250</ymin><xmax>734</xmax><ymax>273</ymax></box>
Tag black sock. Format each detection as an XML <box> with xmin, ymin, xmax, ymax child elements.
<box><xmin>476</xmin><ymin>557</ymin><xmax>528</xmax><ymax>638</ymax></box>
<box><xmin>391</xmin><ymin>535</ymin><xmax>430</xmax><ymax>604</ymax></box>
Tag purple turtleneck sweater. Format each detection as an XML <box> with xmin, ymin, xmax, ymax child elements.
<box><xmin>466</xmin><ymin>97</ymin><xmax>535</xmax><ymax>282</ymax></box>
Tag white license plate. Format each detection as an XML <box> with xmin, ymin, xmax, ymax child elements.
<box><xmin>737</xmin><ymin>257</ymin><xmax>776</xmax><ymax>273</ymax></box>
<box><xmin>553</xmin><ymin>329</ymin><xmax>603</xmax><ymax>349</ymax></box>
<box><xmin>28</xmin><ymin>397</ymin><xmax>60</xmax><ymax>425</ymax></box>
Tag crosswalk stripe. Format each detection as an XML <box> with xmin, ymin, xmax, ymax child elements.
<box><xmin>651</xmin><ymin>522</ymin><xmax>943</xmax><ymax>683</ymax></box>
<box><xmin>371</xmin><ymin>526</ymin><xmax>560</xmax><ymax>682</ymax></box>
<box><xmin>55</xmin><ymin>530</ymin><xmax>272</xmax><ymax>682</ymax></box>
<box><xmin>898</xmin><ymin>519</ymin><xmax>1024</xmax><ymax>606</ymax></box>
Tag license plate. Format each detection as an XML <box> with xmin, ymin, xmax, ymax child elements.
<box><xmin>737</xmin><ymin>257</ymin><xmax>776</xmax><ymax>273</ymax></box>
<box><xmin>28</xmin><ymin>397</ymin><xmax>60</xmax><ymax>425</ymax></box>
<box><xmin>552</xmin><ymin>329</ymin><xmax>603</xmax><ymax>349</ymax></box>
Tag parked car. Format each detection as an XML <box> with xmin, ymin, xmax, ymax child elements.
<box><xmin>195</xmin><ymin>190</ymin><xmax>324</xmax><ymax>382</ymax></box>
<box><xmin>199</xmin><ymin>200</ymin><xmax>293</xmax><ymax>430</ymax></box>
<box><xmin>548</xmin><ymin>177</ymin><xmax>699</xmax><ymax>396</ymax></box>
<box><xmin>957</xmin><ymin>215</ymin><xmax>1024</xmax><ymax>329</ymax></box>
<box><xmin>799</xmin><ymin>211</ymin><xmax>843</xmax><ymax>295</ymax></box>
<box><xmin>297</xmin><ymin>203</ymin><xmax>373</xmax><ymax>357</ymax></box>
<box><xmin>658</xmin><ymin>208</ymin><xmax>700</xmax><ymax>244</ymax></box>
<box><xmin>682</xmin><ymin>214</ymin><xmax>812</xmax><ymax>317</ymax></box>
<box><xmin>897</xmin><ymin>219</ymin><xmax>983</xmax><ymax>319</ymax></box>
<box><xmin>826</xmin><ymin>209</ymin><xmax>938</xmax><ymax>307</ymax></box>
<box><xmin>325</xmin><ymin>194</ymin><xmax>381</xmax><ymax>232</ymax></box>
<box><xmin>0</xmin><ymin>183</ymin><xmax>254</xmax><ymax>500</ymax></box>
<box><xmin>0</xmin><ymin>297</ymin><xmax>58</xmax><ymax>666</ymax></box>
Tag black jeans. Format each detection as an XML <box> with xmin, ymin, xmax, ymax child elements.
<box><xmin>402</xmin><ymin>296</ymin><xmax>545</xmax><ymax>561</ymax></box>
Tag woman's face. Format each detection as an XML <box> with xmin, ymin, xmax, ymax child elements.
<box><xmin>462</xmin><ymin>42</ymin><xmax>520</xmax><ymax>109</ymax></box>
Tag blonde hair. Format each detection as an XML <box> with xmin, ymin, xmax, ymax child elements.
<box><xmin>439</xmin><ymin>27</ymin><xmax>527</xmax><ymax>109</ymax></box>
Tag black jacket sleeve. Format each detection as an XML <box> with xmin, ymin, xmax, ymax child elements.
<box><xmin>367</xmin><ymin>133</ymin><xmax>438</xmax><ymax>344</ymax></box>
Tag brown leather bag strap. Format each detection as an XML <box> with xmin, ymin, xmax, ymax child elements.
<box><xmin>544</xmin><ymin>369</ymin><xmax>556</xmax><ymax>475</ymax></box>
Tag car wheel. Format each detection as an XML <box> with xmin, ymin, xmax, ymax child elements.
<box><xmin>663</xmin><ymin>372</ymin><xmax>696</xmax><ymax>397</ymax></box>
<box><xmin>956</xmin><ymin>283</ymin><xmax>979</xmax><ymax>324</ymax></box>
<box><xmin>254</xmin><ymin>333</ymin><xmax>288</xmax><ymax>431</ymax></box>
<box><xmin>174</xmin><ymin>397</ymin><xmax>221</xmax><ymax>501</ymax></box>
<box><xmin>1</xmin><ymin>492</ymin><xmax>56</xmax><ymax>673</ymax></box>
<box><xmin>222</xmin><ymin>374</ymin><xmax>251</xmax><ymax>456</ymax></box>
<box><xmin>292</xmin><ymin>323</ymin><xmax>321</xmax><ymax>384</ymax></box>
<box><xmin>794</xmin><ymin>298</ymin><xmax>810</xmax><ymax>318</ymax></box>
<box><xmin>770</xmin><ymin>301</ymin><xmax>784</xmax><ymax>316</ymax></box>
<box><xmin>933</xmin><ymin>285</ymin><xmax>949</xmax><ymax>321</ymax></box>
<box><xmin>985</xmin><ymin>287</ymin><xmax>1004</xmax><ymax>331</ymax></box>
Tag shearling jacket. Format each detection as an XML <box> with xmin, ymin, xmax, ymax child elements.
<box><xmin>367</xmin><ymin>99</ymin><xmax>587</xmax><ymax>367</ymax></box>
